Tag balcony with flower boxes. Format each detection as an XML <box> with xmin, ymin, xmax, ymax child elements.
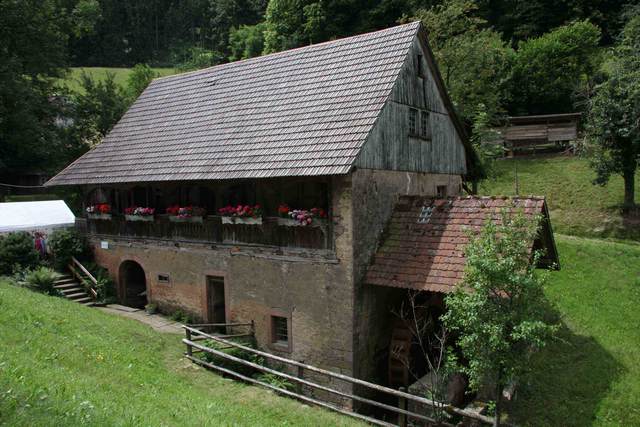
<box><xmin>83</xmin><ymin>180</ymin><xmax>333</xmax><ymax>251</ymax></box>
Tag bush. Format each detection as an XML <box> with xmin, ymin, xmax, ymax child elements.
<box><xmin>85</xmin><ymin>262</ymin><xmax>116</xmax><ymax>304</ymax></box>
<box><xmin>24</xmin><ymin>266</ymin><xmax>60</xmax><ymax>294</ymax></box>
<box><xmin>48</xmin><ymin>229</ymin><xmax>85</xmax><ymax>270</ymax></box>
<box><xmin>0</xmin><ymin>232</ymin><xmax>40</xmax><ymax>275</ymax></box>
<box><xmin>169</xmin><ymin>309</ymin><xmax>193</xmax><ymax>324</ymax></box>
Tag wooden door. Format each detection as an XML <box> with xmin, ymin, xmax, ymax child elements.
<box><xmin>206</xmin><ymin>276</ymin><xmax>226</xmax><ymax>328</ymax></box>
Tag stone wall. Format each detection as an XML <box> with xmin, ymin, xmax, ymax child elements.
<box><xmin>349</xmin><ymin>168</ymin><xmax>461</xmax><ymax>384</ymax></box>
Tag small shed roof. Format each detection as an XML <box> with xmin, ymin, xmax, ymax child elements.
<box><xmin>364</xmin><ymin>196</ymin><xmax>558</xmax><ymax>293</ymax></box>
<box><xmin>0</xmin><ymin>200</ymin><xmax>75</xmax><ymax>233</ymax></box>
<box><xmin>46</xmin><ymin>21</ymin><xmax>450</xmax><ymax>186</ymax></box>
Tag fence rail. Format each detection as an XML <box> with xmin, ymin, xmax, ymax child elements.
<box><xmin>68</xmin><ymin>256</ymin><xmax>98</xmax><ymax>299</ymax></box>
<box><xmin>182</xmin><ymin>325</ymin><xmax>494</xmax><ymax>426</ymax></box>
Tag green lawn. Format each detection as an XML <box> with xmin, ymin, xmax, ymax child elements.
<box><xmin>479</xmin><ymin>155</ymin><xmax>640</xmax><ymax>241</ymax></box>
<box><xmin>59</xmin><ymin>67</ymin><xmax>178</xmax><ymax>92</ymax></box>
<box><xmin>512</xmin><ymin>235</ymin><xmax>640</xmax><ymax>426</ymax></box>
<box><xmin>0</xmin><ymin>282</ymin><xmax>360</xmax><ymax>426</ymax></box>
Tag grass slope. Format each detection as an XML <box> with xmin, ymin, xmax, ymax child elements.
<box><xmin>479</xmin><ymin>155</ymin><xmax>640</xmax><ymax>241</ymax></box>
<box><xmin>513</xmin><ymin>235</ymin><xmax>640</xmax><ymax>426</ymax></box>
<box><xmin>0</xmin><ymin>283</ymin><xmax>360</xmax><ymax>426</ymax></box>
<box><xmin>60</xmin><ymin>67</ymin><xmax>178</xmax><ymax>92</ymax></box>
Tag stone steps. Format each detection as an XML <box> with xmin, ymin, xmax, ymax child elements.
<box><xmin>54</xmin><ymin>278</ymin><xmax>95</xmax><ymax>307</ymax></box>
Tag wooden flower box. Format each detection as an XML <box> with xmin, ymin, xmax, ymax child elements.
<box><xmin>87</xmin><ymin>213</ymin><xmax>112</xmax><ymax>220</ymax></box>
<box><xmin>276</xmin><ymin>217</ymin><xmax>326</xmax><ymax>227</ymax></box>
<box><xmin>221</xmin><ymin>216</ymin><xmax>262</xmax><ymax>225</ymax></box>
<box><xmin>125</xmin><ymin>215</ymin><xmax>154</xmax><ymax>222</ymax></box>
<box><xmin>169</xmin><ymin>216</ymin><xmax>204</xmax><ymax>223</ymax></box>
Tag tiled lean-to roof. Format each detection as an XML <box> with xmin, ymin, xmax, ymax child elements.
<box><xmin>46</xmin><ymin>22</ymin><xmax>426</xmax><ymax>186</ymax></box>
<box><xmin>364</xmin><ymin>196</ymin><xmax>559</xmax><ymax>294</ymax></box>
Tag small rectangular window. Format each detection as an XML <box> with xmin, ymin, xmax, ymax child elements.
<box><xmin>158</xmin><ymin>273</ymin><xmax>170</xmax><ymax>284</ymax></box>
<box><xmin>416</xmin><ymin>54</ymin><xmax>424</xmax><ymax>77</ymax></box>
<box><xmin>420</xmin><ymin>111</ymin><xmax>430</xmax><ymax>139</ymax></box>
<box><xmin>271</xmin><ymin>315</ymin><xmax>289</xmax><ymax>347</ymax></box>
<box><xmin>436</xmin><ymin>185</ymin><xmax>447</xmax><ymax>198</ymax></box>
<box><xmin>409</xmin><ymin>108</ymin><xmax>418</xmax><ymax>136</ymax></box>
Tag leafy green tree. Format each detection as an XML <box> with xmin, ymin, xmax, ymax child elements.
<box><xmin>587</xmin><ymin>14</ymin><xmax>640</xmax><ymax>210</ymax></box>
<box><xmin>228</xmin><ymin>23</ymin><xmax>267</xmax><ymax>61</ymax></box>
<box><xmin>74</xmin><ymin>71</ymin><xmax>128</xmax><ymax>137</ymax></box>
<box><xmin>443</xmin><ymin>210</ymin><xmax>557</xmax><ymax>426</ymax></box>
<box><xmin>414</xmin><ymin>0</ymin><xmax>514</xmax><ymax>122</ymax></box>
<box><xmin>263</xmin><ymin>0</ymin><xmax>328</xmax><ymax>53</ymax></box>
<box><xmin>508</xmin><ymin>20</ymin><xmax>601</xmax><ymax>115</ymax></box>
<box><xmin>469</xmin><ymin>104</ymin><xmax>503</xmax><ymax>192</ymax></box>
<box><xmin>0</xmin><ymin>0</ymin><xmax>68</xmax><ymax>175</ymax></box>
<box><xmin>125</xmin><ymin>64</ymin><xmax>158</xmax><ymax>100</ymax></box>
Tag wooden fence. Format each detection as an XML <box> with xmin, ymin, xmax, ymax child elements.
<box><xmin>182</xmin><ymin>324</ymin><xmax>494</xmax><ymax>427</ymax></box>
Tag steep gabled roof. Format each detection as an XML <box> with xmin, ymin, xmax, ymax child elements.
<box><xmin>47</xmin><ymin>22</ymin><xmax>433</xmax><ymax>186</ymax></box>
<box><xmin>364</xmin><ymin>196</ymin><xmax>559</xmax><ymax>294</ymax></box>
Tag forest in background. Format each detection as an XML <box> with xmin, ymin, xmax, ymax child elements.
<box><xmin>1</xmin><ymin>0</ymin><xmax>639</xmax><ymax>201</ymax></box>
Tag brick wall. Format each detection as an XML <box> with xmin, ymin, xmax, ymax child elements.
<box><xmin>90</xmin><ymin>174</ymin><xmax>357</xmax><ymax>383</ymax></box>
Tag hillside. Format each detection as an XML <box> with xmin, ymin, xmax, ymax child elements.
<box><xmin>0</xmin><ymin>282</ymin><xmax>360</xmax><ymax>426</ymax></box>
<box><xmin>1</xmin><ymin>235</ymin><xmax>637</xmax><ymax>426</ymax></box>
<box><xmin>60</xmin><ymin>67</ymin><xmax>178</xmax><ymax>92</ymax></box>
<box><xmin>479</xmin><ymin>155</ymin><xmax>640</xmax><ymax>241</ymax></box>
<box><xmin>513</xmin><ymin>235</ymin><xmax>640</xmax><ymax>426</ymax></box>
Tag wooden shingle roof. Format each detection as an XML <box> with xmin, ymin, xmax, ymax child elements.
<box><xmin>46</xmin><ymin>22</ymin><xmax>424</xmax><ymax>186</ymax></box>
<box><xmin>364</xmin><ymin>196</ymin><xmax>559</xmax><ymax>293</ymax></box>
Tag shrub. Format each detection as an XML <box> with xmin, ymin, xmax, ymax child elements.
<box><xmin>24</xmin><ymin>266</ymin><xmax>60</xmax><ymax>294</ymax></box>
<box><xmin>0</xmin><ymin>232</ymin><xmax>40</xmax><ymax>275</ymax></box>
<box><xmin>48</xmin><ymin>229</ymin><xmax>85</xmax><ymax>270</ymax></box>
<box><xmin>169</xmin><ymin>309</ymin><xmax>193</xmax><ymax>324</ymax></box>
<box><xmin>85</xmin><ymin>262</ymin><xmax>116</xmax><ymax>304</ymax></box>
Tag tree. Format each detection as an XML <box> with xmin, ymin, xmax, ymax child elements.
<box><xmin>587</xmin><ymin>13</ymin><xmax>640</xmax><ymax>210</ymax></box>
<box><xmin>414</xmin><ymin>0</ymin><xmax>514</xmax><ymax>122</ymax></box>
<box><xmin>125</xmin><ymin>64</ymin><xmax>158</xmax><ymax>100</ymax></box>
<box><xmin>71</xmin><ymin>72</ymin><xmax>128</xmax><ymax>141</ymax></box>
<box><xmin>442</xmin><ymin>210</ymin><xmax>557</xmax><ymax>426</ymax></box>
<box><xmin>0</xmin><ymin>0</ymin><xmax>68</xmax><ymax>175</ymax></box>
<box><xmin>508</xmin><ymin>20</ymin><xmax>602</xmax><ymax>115</ymax></box>
<box><xmin>228</xmin><ymin>23</ymin><xmax>267</xmax><ymax>61</ymax></box>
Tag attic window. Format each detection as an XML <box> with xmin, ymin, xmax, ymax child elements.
<box><xmin>420</xmin><ymin>111</ymin><xmax>430</xmax><ymax>139</ymax></box>
<box><xmin>409</xmin><ymin>108</ymin><xmax>418</xmax><ymax>136</ymax></box>
<box><xmin>416</xmin><ymin>54</ymin><xmax>424</xmax><ymax>77</ymax></box>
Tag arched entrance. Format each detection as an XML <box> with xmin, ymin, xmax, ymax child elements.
<box><xmin>119</xmin><ymin>260</ymin><xmax>147</xmax><ymax>308</ymax></box>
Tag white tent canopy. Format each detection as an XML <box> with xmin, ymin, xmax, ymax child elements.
<box><xmin>0</xmin><ymin>200</ymin><xmax>75</xmax><ymax>234</ymax></box>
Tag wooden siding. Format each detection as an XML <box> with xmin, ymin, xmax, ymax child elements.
<box><xmin>355</xmin><ymin>37</ymin><xmax>466</xmax><ymax>175</ymax></box>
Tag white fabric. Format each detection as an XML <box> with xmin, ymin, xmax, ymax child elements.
<box><xmin>0</xmin><ymin>200</ymin><xmax>75</xmax><ymax>233</ymax></box>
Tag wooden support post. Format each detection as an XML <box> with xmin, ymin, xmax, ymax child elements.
<box><xmin>185</xmin><ymin>328</ymin><xmax>192</xmax><ymax>357</ymax></box>
<box><xmin>398</xmin><ymin>387</ymin><xmax>407</xmax><ymax>427</ymax></box>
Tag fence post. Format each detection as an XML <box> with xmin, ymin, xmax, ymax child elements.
<box><xmin>185</xmin><ymin>328</ymin><xmax>192</xmax><ymax>357</ymax></box>
<box><xmin>398</xmin><ymin>387</ymin><xmax>407</xmax><ymax>427</ymax></box>
<box><xmin>297</xmin><ymin>363</ymin><xmax>304</xmax><ymax>394</ymax></box>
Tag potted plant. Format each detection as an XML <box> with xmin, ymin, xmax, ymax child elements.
<box><xmin>86</xmin><ymin>204</ymin><xmax>112</xmax><ymax>220</ymax></box>
<box><xmin>276</xmin><ymin>204</ymin><xmax>328</xmax><ymax>227</ymax></box>
<box><xmin>124</xmin><ymin>206</ymin><xmax>155</xmax><ymax>222</ymax></box>
<box><xmin>166</xmin><ymin>205</ymin><xmax>206</xmax><ymax>223</ymax></box>
<box><xmin>218</xmin><ymin>204</ymin><xmax>263</xmax><ymax>225</ymax></box>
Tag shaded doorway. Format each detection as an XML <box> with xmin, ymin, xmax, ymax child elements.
<box><xmin>206</xmin><ymin>276</ymin><xmax>226</xmax><ymax>332</ymax></box>
<box><xmin>119</xmin><ymin>260</ymin><xmax>147</xmax><ymax>308</ymax></box>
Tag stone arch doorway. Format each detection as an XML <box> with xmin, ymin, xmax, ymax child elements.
<box><xmin>119</xmin><ymin>260</ymin><xmax>147</xmax><ymax>308</ymax></box>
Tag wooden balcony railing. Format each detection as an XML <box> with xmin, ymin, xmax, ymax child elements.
<box><xmin>85</xmin><ymin>215</ymin><xmax>332</xmax><ymax>250</ymax></box>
